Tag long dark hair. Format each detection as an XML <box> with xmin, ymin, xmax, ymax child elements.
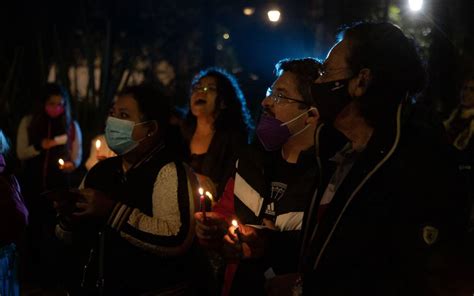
<box><xmin>184</xmin><ymin>67</ymin><xmax>254</xmax><ymax>142</ymax></box>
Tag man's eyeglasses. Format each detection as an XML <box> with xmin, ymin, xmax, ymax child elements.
<box><xmin>266</xmin><ymin>88</ymin><xmax>309</xmax><ymax>105</ymax></box>
<box><xmin>192</xmin><ymin>85</ymin><xmax>217</xmax><ymax>93</ymax></box>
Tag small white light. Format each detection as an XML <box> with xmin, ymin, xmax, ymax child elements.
<box><xmin>231</xmin><ymin>219</ymin><xmax>239</xmax><ymax>228</ymax></box>
<box><xmin>243</xmin><ymin>7</ymin><xmax>255</xmax><ymax>16</ymax></box>
<box><xmin>95</xmin><ymin>139</ymin><xmax>101</xmax><ymax>150</ymax></box>
<box><xmin>58</xmin><ymin>158</ymin><xmax>65</xmax><ymax>166</ymax></box>
<box><xmin>198</xmin><ymin>187</ymin><xmax>204</xmax><ymax>195</ymax></box>
<box><xmin>408</xmin><ymin>0</ymin><xmax>423</xmax><ymax>12</ymax></box>
<box><xmin>267</xmin><ymin>10</ymin><xmax>281</xmax><ymax>22</ymax></box>
<box><xmin>205</xmin><ymin>191</ymin><xmax>213</xmax><ymax>201</ymax></box>
<box><xmin>223</xmin><ymin>33</ymin><xmax>230</xmax><ymax>40</ymax></box>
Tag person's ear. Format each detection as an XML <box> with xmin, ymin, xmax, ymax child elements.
<box><xmin>305</xmin><ymin>107</ymin><xmax>320</xmax><ymax>125</ymax></box>
<box><xmin>352</xmin><ymin>68</ymin><xmax>372</xmax><ymax>97</ymax></box>
<box><xmin>145</xmin><ymin>121</ymin><xmax>159</xmax><ymax>137</ymax></box>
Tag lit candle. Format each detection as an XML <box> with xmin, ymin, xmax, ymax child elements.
<box><xmin>199</xmin><ymin>187</ymin><xmax>206</xmax><ymax>220</ymax></box>
<box><xmin>58</xmin><ymin>158</ymin><xmax>65</xmax><ymax>169</ymax></box>
<box><xmin>205</xmin><ymin>191</ymin><xmax>213</xmax><ymax>206</ymax></box>
<box><xmin>95</xmin><ymin>139</ymin><xmax>101</xmax><ymax>150</ymax></box>
<box><xmin>95</xmin><ymin>139</ymin><xmax>102</xmax><ymax>158</ymax></box>
<box><xmin>231</xmin><ymin>219</ymin><xmax>242</xmax><ymax>241</ymax></box>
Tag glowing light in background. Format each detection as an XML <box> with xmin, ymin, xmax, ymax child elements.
<box><xmin>408</xmin><ymin>0</ymin><xmax>423</xmax><ymax>12</ymax></box>
<box><xmin>223</xmin><ymin>33</ymin><xmax>230</xmax><ymax>40</ymax></box>
<box><xmin>243</xmin><ymin>7</ymin><xmax>255</xmax><ymax>16</ymax></box>
<box><xmin>267</xmin><ymin>10</ymin><xmax>281</xmax><ymax>23</ymax></box>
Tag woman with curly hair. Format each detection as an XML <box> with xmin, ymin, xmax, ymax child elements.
<box><xmin>184</xmin><ymin>67</ymin><xmax>253</xmax><ymax>198</ymax></box>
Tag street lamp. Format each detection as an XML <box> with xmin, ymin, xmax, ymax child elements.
<box><xmin>267</xmin><ymin>9</ymin><xmax>281</xmax><ymax>23</ymax></box>
<box><xmin>408</xmin><ymin>0</ymin><xmax>423</xmax><ymax>12</ymax></box>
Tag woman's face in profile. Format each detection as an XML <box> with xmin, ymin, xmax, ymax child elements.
<box><xmin>190</xmin><ymin>76</ymin><xmax>218</xmax><ymax>118</ymax></box>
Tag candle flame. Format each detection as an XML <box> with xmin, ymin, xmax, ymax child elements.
<box><xmin>58</xmin><ymin>158</ymin><xmax>65</xmax><ymax>166</ymax></box>
<box><xmin>198</xmin><ymin>187</ymin><xmax>204</xmax><ymax>195</ymax></box>
<box><xmin>205</xmin><ymin>191</ymin><xmax>213</xmax><ymax>201</ymax></box>
<box><xmin>231</xmin><ymin>219</ymin><xmax>239</xmax><ymax>228</ymax></box>
<box><xmin>95</xmin><ymin>139</ymin><xmax>102</xmax><ymax>149</ymax></box>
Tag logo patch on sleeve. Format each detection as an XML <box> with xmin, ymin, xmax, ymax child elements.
<box><xmin>422</xmin><ymin>225</ymin><xmax>439</xmax><ymax>246</ymax></box>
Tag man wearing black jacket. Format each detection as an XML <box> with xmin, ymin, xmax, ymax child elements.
<box><xmin>296</xmin><ymin>22</ymin><xmax>470</xmax><ymax>295</ymax></box>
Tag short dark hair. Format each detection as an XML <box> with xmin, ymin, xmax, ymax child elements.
<box><xmin>118</xmin><ymin>84</ymin><xmax>172</xmax><ymax>135</ymax></box>
<box><xmin>338</xmin><ymin>22</ymin><xmax>425</xmax><ymax>125</ymax></box>
<box><xmin>339</xmin><ymin>22</ymin><xmax>425</xmax><ymax>96</ymax></box>
<box><xmin>275</xmin><ymin>57</ymin><xmax>322</xmax><ymax>107</ymax></box>
<box><xmin>117</xmin><ymin>84</ymin><xmax>188</xmax><ymax>156</ymax></box>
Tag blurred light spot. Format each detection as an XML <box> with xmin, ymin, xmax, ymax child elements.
<box><xmin>408</xmin><ymin>0</ymin><xmax>423</xmax><ymax>12</ymax></box>
<box><xmin>267</xmin><ymin>10</ymin><xmax>281</xmax><ymax>22</ymax></box>
<box><xmin>223</xmin><ymin>33</ymin><xmax>230</xmax><ymax>40</ymax></box>
<box><xmin>243</xmin><ymin>7</ymin><xmax>255</xmax><ymax>16</ymax></box>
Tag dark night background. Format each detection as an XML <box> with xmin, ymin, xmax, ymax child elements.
<box><xmin>0</xmin><ymin>0</ymin><xmax>472</xmax><ymax>171</ymax></box>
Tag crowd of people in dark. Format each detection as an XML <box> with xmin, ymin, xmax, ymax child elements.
<box><xmin>0</xmin><ymin>21</ymin><xmax>473</xmax><ymax>296</ymax></box>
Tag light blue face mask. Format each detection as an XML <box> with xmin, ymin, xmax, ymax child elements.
<box><xmin>105</xmin><ymin>117</ymin><xmax>147</xmax><ymax>155</ymax></box>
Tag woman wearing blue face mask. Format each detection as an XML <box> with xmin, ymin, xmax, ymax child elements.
<box><xmin>54</xmin><ymin>85</ymin><xmax>202</xmax><ymax>295</ymax></box>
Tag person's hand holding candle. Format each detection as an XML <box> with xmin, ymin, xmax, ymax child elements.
<box><xmin>223</xmin><ymin>220</ymin><xmax>268</xmax><ymax>260</ymax></box>
<box><xmin>58</xmin><ymin>158</ymin><xmax>75</xmax><ymax>172</ymax></box>
<box><xmin>194</xmin><ymin>211</ymin><xmax>227</xmax><ymax>249</ymax></box>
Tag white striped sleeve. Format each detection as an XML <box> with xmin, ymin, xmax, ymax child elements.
<box><xmin>107</xmin><ymin>162</ymin><xmax>195</xmax><ymax>256</ymax></box>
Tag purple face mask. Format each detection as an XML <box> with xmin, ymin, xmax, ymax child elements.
<box><xmin>256</xmin><ymin>115</ymin><xmax>291</xmax><ymax>151</ymax></box>
<box><xmin>45</xmin><ymin>105</ymin><xmax>65</xmax><ymax>118</ymax></box>
<box><xmin>256</xmin><ymin>107</ymin><xmax>317</xmax><ymax>151</ymax></box>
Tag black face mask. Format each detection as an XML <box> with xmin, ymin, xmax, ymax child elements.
<box><xmin>311</xmin><ymin>78</ymin><xmax>353</xmax><ymax>124</ymax></box>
